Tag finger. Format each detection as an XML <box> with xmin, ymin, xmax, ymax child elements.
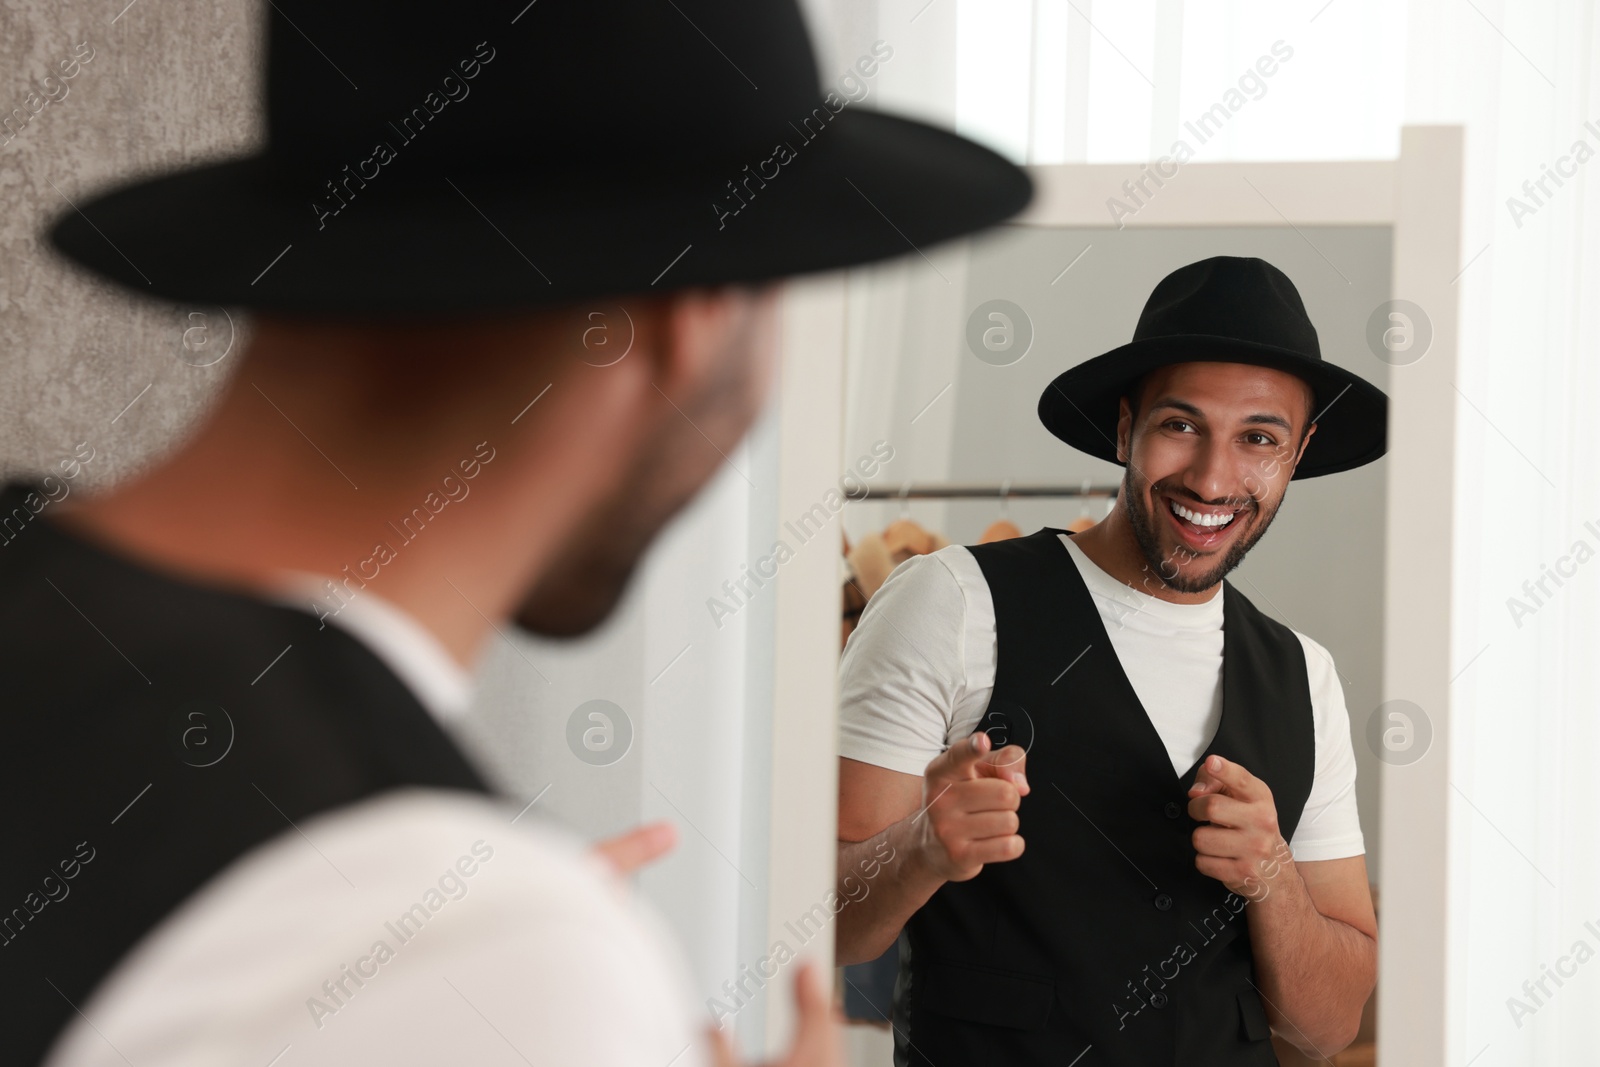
<box><xmin>925</xmin><ymin>731</ymin><xmax>994</xmax><ymax>786</ymax></box>
<box><xmin>1194</xmin><ymin>853</ymin><xmax>1236</xmax><ymax>883</ymax></box>
<box><xmin>1190</xmin><ymin>755</ymin><xmax>1258</xmax><ymax>799</ymax></box>
<box><xmin>1186</xmin><ymin>792</ymin><xmax>1250</xmax><ymax>829</ymax></box>
<box><xmin>592</xmin><ymin>821</ymin><xmax>677</xmax><ymax>877</ymax></box>
<box><xmin>1191</xmin><ymin>824</ymin><xmax>1246</xmax><ymax>859</ymax></box>
<box><xmin>976</xmin><ymin>745</ymin><xmax>1029</xmax><ymax>794</ymax></box>
<box><xmin>947</xmin><ymin>777</ymin><xmax>1022</xmax><ymax>813</ymax></box>
<box><xmin>957</xmin><ymin>834</ymin><xmax>1025</xmax><ymax>867</ymax></box>
<box><xmin>704</xmin><ymin>1023</ymin><xmax>738</xmax><ymax>1067</ymax></box>
<box><xmin>949</xmin><ymin>809</ymin><xmax>1020</xmax><ymax>840</ymax></box>
<box><xmin>781</xmin><ymin>962</ymin><xmax>843</xmax><ymax>1067</ymax></box>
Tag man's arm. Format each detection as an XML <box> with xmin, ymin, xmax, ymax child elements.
<box><xmin>836</xmin><ymin>759</ymin><xmax>934</xmax><ymax>966</ymax></box>
<box><xmin>1187</xmin><ymin>756</ymin><xmax>1377</xmax><ymax>1056</ymax></box>
<box><xmin>833</xmin><ymin>549</ymin><xmax>1026</xmax><ymax>965</ymax></box>
<box><xmin>1244</xmin><ymin>854</ymin><xmax>1377</xmax><ymax>1056</ymax></box>
<box><xmin>835</xmin><ymin>736</ymin><xmax>1027</xmax><ymax>966</ymax></box>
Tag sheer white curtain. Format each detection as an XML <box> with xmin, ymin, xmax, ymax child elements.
<box><xmin>1405</xmin><ymin>2</ymin><xmax>1600</xmax><ymax>1064</ymax></box>
<box><xmin>808</xmin><ymin>0</ymin><xmax>1406</xmax><ymax>169</ymax></box>
<box><xmin>807</xmin><ymin>0</ymin><xmax>1600</xmax><ymax>1063</ymax></box>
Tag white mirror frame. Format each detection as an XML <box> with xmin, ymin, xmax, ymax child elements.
<box><xmin>764</xmin><ymin>124</ymin><xmax>1462</xmax><ymax>1064</ymax></box>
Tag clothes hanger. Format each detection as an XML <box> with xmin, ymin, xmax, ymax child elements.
<box><xmin>980</xmin><ymin>478</ymin><xmax>1022</xmax><ymax>543</ymax></box>
<box><xmin>883</xmin><ymin>481</ymin><xmax>934</xmax><ymax>559</ymax></box>
<box><xmin>1065</xmin><ymin>477</ymin><xmax>1097</xmax><ymax>533</ymax></box>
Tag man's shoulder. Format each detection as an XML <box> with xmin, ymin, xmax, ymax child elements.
<box><xmin>1220</xmin><ymin>581</ymin><xmax>1343</xmax><ymax>697</ymax></box>
<box><xmin>0</xmin><ymin>508</ymin><xmax>428</xmax><ymax>706</ymax></box>
<box><xmin>1288</xmin><ymin>628</ymin><xmax>1342</xmax><ymax>693</ymax></box>
<box><xmin>875</xmin><ymin>542</ymin><xmax>977</xmax><ymax>599</ymax></box>
<box><xmin>40</xmin><ymin>790</ymin><xmax>706</xmax><ymax>1067</ymax></box>
<box><xmin>1222</xmin><ymin>579</ymin><xmax>1298</xmax><ymax>640</ymax></box>
<box><xmin>963</xmin><ymin>527</ymin><xmax>1065</xmax><ymax>561</ymax></box>
<box><xmin>159</xmin><ymin>788</ymin><xmax>605</xmax><ymax>916</ymax></box>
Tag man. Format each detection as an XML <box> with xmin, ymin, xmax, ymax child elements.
<box><xmin>834</xmin><ymin>257</ymin><xmax>1385</xmax><ymax>1065</ymax></box>
<box><xmin>0</xmin><ymin>2</ymin><xmax>1030</xmax><ymax>1064</ymax></box>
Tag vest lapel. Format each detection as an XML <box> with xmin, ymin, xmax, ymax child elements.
<box><xmin>1047</xmin><ymin>528</ymin><xmax>1313</xmax><ymax>845</ymax></box>
<box><xmin>1047</xmin><ymin>529</ymin><xmax>1214</xmax><ymax>788</ymax></box>
<box><xmin>895</xmin><ymin>525</ymin><xmax>1317</xmax><ymax>1067</ymax></box>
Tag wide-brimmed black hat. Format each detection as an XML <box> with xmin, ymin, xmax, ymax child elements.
<box><xmin>47</xmin><ymin>1</ymin><xmax>1031</xmax><ymax>313</ymax></box>
<box><xmin>1037</xmin><ymin>256</ymin><xmax>1387</xmax><ymax>480</ymax></box>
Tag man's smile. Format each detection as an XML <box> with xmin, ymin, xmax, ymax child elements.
<box><xmin>1161</xmin><ymin>492</ymin><xmax>1250</xmax><ymax>551</ymax></box>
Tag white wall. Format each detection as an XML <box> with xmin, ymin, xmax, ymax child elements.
<box><xmin>1405</xmin><ymin>3</ymin><xmax>1600</xmax><ymax>1065</ymax></box>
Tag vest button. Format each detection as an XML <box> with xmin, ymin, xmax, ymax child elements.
<box><xmin>1164</xmin><ymin>801</ymin><xmax>1182</xmax><ymax>819</ymax></box>
<box><xmin>1150</xmin><ymin>991</ymin><xmax>1169</xmax><ymax>1009</ymax></box>
<box><xmin>1154</xmin><ymin>892</ymin><xmax>1173</xmax><ymax>911</ymax></box>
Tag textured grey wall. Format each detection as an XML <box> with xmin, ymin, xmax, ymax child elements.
<box><xmin>1</xmin><ymin>1</ymin><xmax>260</xmax><ymax>486</ymax></box>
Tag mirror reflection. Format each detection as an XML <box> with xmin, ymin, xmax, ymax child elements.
<box><xmin>835</xmin><ymin>224</ymin><xmax>1391</xmax><ymax>1067</ymax></box>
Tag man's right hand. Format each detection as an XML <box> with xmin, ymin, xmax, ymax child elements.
<box><xmin>832</xmin><ymin>734</ymin><xmax>1030</xmax><ymax>964</ymax></box>
<box><xmin>912</xmin><ymin>730</ymin><xmax>1029</xmax><ymax>882</ymax></box>
<box><xmin>706</xmin><ymin>962</ymin><xmax>842</xmax><ymax>1067</ymax></box>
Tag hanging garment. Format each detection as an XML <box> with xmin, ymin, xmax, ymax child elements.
<box><xmin>979</xmin><ymin>519</ymin><xmax>1023</xmax><ymax>543</ymax></box>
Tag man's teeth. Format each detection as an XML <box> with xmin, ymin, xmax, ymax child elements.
<box><xmin>1170</xmin><ymin>500</ymin><xmax>1236</xmax><ymax>528</ymax></box>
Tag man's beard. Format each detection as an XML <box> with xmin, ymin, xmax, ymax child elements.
<box><xmin>1122</xmin><ymin>467</ymin><xmax>1281</xmax><ymax>595</ymax></box>
<box><xmin>512</xmin><ymin>494</ymin><xmax>657</xmax><ymax>638</ymax></box>
<box><xmin>512</xmin><ymin>292</ymin><xmax>771</xmax><ymax>639</ymax></box>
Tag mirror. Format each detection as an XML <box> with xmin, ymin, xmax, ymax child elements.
<box><xmin>835</xmin><ymin>219</ymin><xmax>1391</xmax><ymax>1066</ymax></box>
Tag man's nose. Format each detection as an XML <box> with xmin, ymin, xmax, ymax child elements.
<box><xmin>1182</xmin><ymin>437</ymin><xmax>1250</xmax><ymax>508</ymax></box>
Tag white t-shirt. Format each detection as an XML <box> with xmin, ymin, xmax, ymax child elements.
<box><xmin>44</xmin><ymin>581</ymin><xmax>709</xmax><ymax>1067</ymax></box>
<box><xmin>838</xmin><ymin>534</ymin><xmax>1364</xmax><ymax>862</ymax></box>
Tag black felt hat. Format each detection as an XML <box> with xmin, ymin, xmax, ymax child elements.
<box><xmin>47</xmin><ymin>1</ymin><xmax>1031</xmax><ymax>313</ymax></box>
<box><xmin>1037</xmin><ymin>256</ymin><xmax>1387</xmax><ymax>480</ymax></box>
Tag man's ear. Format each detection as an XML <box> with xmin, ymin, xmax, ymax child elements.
<box><xmin>652</xmin><ymin>287</ymin><xmax>754</xmax><ymax>396</ymax></box>
<box><xmin>1292</xmin><ymin>422</ymin><xmax>1318</xmax><ymax>468</ymax></box>
<box><xmin>1115</xmin><ymin>397</ymin><xmax>1134</xmax><ymax>464</ymax></box>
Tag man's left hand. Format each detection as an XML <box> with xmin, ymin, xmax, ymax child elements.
<box><xmin>1187</xmin><ymin>754</ymin><xmax>1292</xmax><ymax>901</ymax></box>
<box><xmin>592</xmin><ymin>820</ymin><xmax>678</xmax><ymax>878</ymax></box>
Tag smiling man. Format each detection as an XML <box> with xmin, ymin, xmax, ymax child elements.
<box><xmin>833</xmin><ymin>257</ymin><xmax>1386</xmax><ymax>1066</ymax></box>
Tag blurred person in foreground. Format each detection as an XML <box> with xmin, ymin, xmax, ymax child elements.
<box><xmin>0</xmin><ymin>2</ymin><xmax>1029</xmax><ymax>1064</ymax></box>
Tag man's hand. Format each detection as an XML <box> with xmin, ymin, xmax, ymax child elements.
<box><xmin>913</xmin><ymin>730</ymin><xmax>1029</xmax><ymax>882</ymax></box>
<box><xmin>595</xmin><ymin>834</ymin><xmax>844</xmax><ymax>1066</ymax></box>
<box><xmin>705</xmin><ymin>962</ymin><xmax>842</xmax><ymax>1067</ymax></box>
<box><xmin>1187</xmin><ymin>754</ymin><xmax>1291</xmax><ymax>899</ymax></box>
<box><xmin>592</xmin><ymin>821</ymin><xmax>678</xmax><ymax>877</ymax></box>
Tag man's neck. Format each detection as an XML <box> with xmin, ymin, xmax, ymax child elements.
<box><xmin>1068</xmin><ymin>507</ymin><xmax>1220</xmax><ymax>605</ymax></box>
<box><xmin>47</xmin><ymin>359</ymin><xmax>609</xmax><ymax>669</ymax></box>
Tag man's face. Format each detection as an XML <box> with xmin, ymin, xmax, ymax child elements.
<box><xmin>1116</xmin><ymin>361</ymin><xmax>1316</xmax><ymax>594</ymax></box>
<box><xmin>513</xmin><ymin>287</ymin><xmax>780</xmax><ymax>637</ymax></box>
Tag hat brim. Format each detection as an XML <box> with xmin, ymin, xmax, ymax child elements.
<box><xmin>1037</xmin><ymin>335</ymin><xmax>1388</xmax><ymax>480</ymax></box>
<box><xmin>47</xmin><ymin>110</ymin><xmax>1031</xmax><ymax>314</ymax></box>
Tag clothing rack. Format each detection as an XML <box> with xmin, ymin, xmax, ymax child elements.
<box><xmin>847</xmin><ymin>481</ymin><xmax>1122</xmax><ymax>501</ymax></box>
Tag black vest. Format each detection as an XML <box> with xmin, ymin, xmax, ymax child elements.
<box><xmin>0</xmin><ymin>481</ymin><xmax>492</xmax><ymax>1064</ymax></box>
<box><xmin>894</xmin><ymin>528</ymin><xmax>1315</xmax><ymax>1067</ymax></box>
